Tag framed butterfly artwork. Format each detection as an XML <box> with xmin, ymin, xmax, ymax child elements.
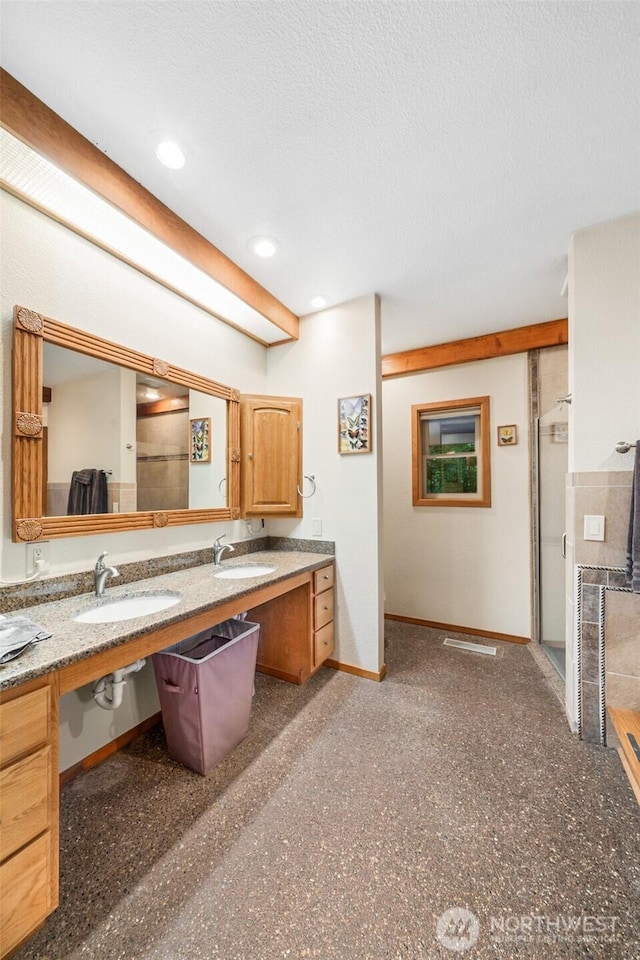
<box><xmin>189</xmin><ymin>417</ymin><xmax>211</xmax><ymax>463</ymax></box>
<box><xmin>338</xmin><ymin>394</ymin><xmax>372</xmax><ymax>454</ymax></box>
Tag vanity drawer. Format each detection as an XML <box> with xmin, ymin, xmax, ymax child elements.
<box><xmin>0</xmin><ymin>831</ymin><xmax>52</xmax><ymax>956</ymax></box>
<box><xmin>0</xmin><ymin>686</ymin><xmax>51</xmax><ymax>767</ymax></box>
<box><xmin>314</xmin><ymin>622</ymin><xmax>334</xmax><ymax>667</ymax></box>
<box><xmin>313</xmin><ymin>565</ymin><xmax>334</xmax><ymax>594</ymax></box>
<box><xmin>0</xmin><ymin>746</ymin><xmax>52</xmax><ymax>861</ymax></box>
<box><xmin>314</xmin><ymin>588</ymin><xmax>334</xmax><ymax>630</ymax></box>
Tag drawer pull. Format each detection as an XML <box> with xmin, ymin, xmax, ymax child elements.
<box><xmin>323</xmin><ymin>574</ymin><xmax>329</xmax><ymax>579</ymax></box>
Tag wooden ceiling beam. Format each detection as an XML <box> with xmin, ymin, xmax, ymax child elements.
<box><xmin>0</xmin><ymin>69</ymin><xmax>299</xmax><ymax>342</ymax></box>
<box><xmin>382</xmin><ymin>318</ymin><xmax>568</xmax><ymax>379</ymax></box>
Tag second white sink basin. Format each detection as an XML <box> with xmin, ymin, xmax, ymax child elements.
<box><xmin>214</xmin><ymin>564</ymin><xmax>276</xmax><ymax>580</ymax></box>
<box><xmin>74</xmin><ymin>592</ymin><xmax>181</xmax><ymax>624</ymax></box>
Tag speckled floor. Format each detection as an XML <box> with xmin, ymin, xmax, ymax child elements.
<box><xmin>16</xmin><ymin>623</ymin><xmax>639</xmax><ymax>960</ymax></box>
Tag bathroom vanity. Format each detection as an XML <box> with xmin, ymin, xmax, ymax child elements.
<box><xmin>0</xmin><ymin>551</ymin><xmax>334</xmax><ymax>956</ymax></box>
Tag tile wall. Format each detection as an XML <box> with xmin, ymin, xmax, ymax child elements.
<box><xmin>570</xmin><ymin>470</ymin><xmax>639</xmax><ymax>744</ymax></box>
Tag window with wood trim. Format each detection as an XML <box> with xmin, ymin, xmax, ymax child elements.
<box><xmin>412</xmin><ymin>396</ymin><xmax>491</xmax><ymax>507</ymax></box>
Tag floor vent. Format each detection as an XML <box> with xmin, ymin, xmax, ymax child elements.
<box><xmin>443</xmin><ymin>637</ymin><xmax>497</xmax><ymax>656</ymax></box>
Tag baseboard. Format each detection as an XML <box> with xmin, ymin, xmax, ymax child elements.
<box><xmin>60</xmin><ymin>712</ymin><xmax>162</xmax><ymax>786</ymax></box>
<box><xmin>385</xmin><ymin>613</ymin><xmax>530</xmax><ymax>645</ymax></box>
<box><xmin>256</xmin><ymin>663</ymin><xmax>302</xmax><ymax>684</ymax></box>
<box><xmin>324</xmin><ymin>659</ymin><xmax>387</xmax><ymax>682</ymax></box>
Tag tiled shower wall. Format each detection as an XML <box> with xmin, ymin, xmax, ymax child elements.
<box><xmin>568</xmin><ymin>470</ymin><xmax>639</xmax><ymax>744</ymax></box>
<box><xmin>136</xmin><ymin>409</ymin><xmax>189</xmax><ymax>511</ymax></box>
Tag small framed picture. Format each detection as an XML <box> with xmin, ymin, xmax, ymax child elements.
<box><xmin>497</xmin><ymin>424</ymin><xmax>518</xmax><ymax>446</ymax></box>
<box><xmin>552</xmin><ymin>422</ymin><xmax>569</xmax><ymax>443</ymax></box>
<box><xmin>190</xmin><ymin>417</ymin><xmax>211</xmax><ymax>463</ymax></box>
<box><xmin>338</xmin><ymin>394</ymin><xmax>372</xmax><ymax>454</ymax></box>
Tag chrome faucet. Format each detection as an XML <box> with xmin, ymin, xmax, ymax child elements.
<box><xmin>94</xmin><ymin>551</ymin><xmax>120</xmax><ymax>596</ymax></box>
<box><xmin>213</xmin><ymin>535</ymin><xmax>235</xmax><ymax>566</ymax></box>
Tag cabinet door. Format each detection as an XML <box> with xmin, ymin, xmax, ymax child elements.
<box><xmin>240</xmin><ymin>396</ymin><xmax>302</xmax><ymax>517</ymax></box>
<box><xmin>0</xmin><ymin>832</ymin><xmax>52</xmax><ymax>956</ymax></box>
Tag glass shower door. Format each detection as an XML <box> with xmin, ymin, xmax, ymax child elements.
<box><xmin>537</xmin><ymin>417</ymin><xmax>568</xmax><ymax>678</ymax></box>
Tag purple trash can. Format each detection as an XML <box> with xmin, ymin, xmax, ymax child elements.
<box><xmin>152</xmin><ymin>619</ymin><xmax>260</xmax><ymax>775</ymax></box>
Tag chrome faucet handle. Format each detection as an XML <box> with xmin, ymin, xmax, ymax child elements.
<box><xmin>95</xmin><ymin>551</ymin><xmax>108</xmax><ymax>571</ymax></box>
<box><xmin>214</xmin><ymin>535</ymin><xmax>226</xmax><ymax>546</ymax></box>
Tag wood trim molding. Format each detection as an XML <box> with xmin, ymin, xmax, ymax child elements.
<box><xmin>15</xmin><ymin>412</ymin><xmax>43</xmax><ymax>437</ymax></box>
<box><xmin>15</xmin><ymin>519</ymin><xmax>43</xmax><ymax>542</ymax></box>
<box><xmin>136</xmin><ymin>396</ymin><xmax>189</xmax><ymax>417</ymax></box>
<box><xmin>1</xmin><ymin>69</ymin><xmax>299</xmax><ymax>343</ymax></box>
<box><xmin>382</xmin><ymin>318</ymin><xmax>568</xmax><ymax>378</ymax></box>
<box><xmin>16</xmin><ymin>307</ymin><xmax>234</xmax><ymax>398</ymax></box>
<box><xmin>411</xmin><ymin>395</ymin><xmax>491</xmax><ymax>508</ymax></box>
<box><xmin>385</xmin><ymin>613</ymin><xmax>530</xmax><ymax>645</ymax></box>
<box><xmin>324</xmin><ymin>659</ymin><xmax>387</xmax><ymax>682</ymax></box>
<box><xmin>12</xmin><ymin>304</ymin><xmax>242</xmax><ymax>541</ymax></box>
<box><xmin>16</xmin><ymin>306</ymin><xmax>45</xmax><ymax>334</ymax></box>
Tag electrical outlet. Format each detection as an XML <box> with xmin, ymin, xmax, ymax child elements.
<box><xmin>27</xmin><ymin>541</ymin><xmax>49</xmax><ymax>573</ymax></box>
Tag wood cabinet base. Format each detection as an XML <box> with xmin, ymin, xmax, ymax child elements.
<box><xmin>0</xmin><ymin>832</ymin><xmax>53</xmax><ymax>957</ymax></box>
<box><xmin>251</xmin><ymin>562</ymin><xmax>336</xmax><ymax>685</ymax></box>
<box><xmin>0</xmin><ymin>677</ymin><xmax>59</xmax><ymax>960</ymax></box>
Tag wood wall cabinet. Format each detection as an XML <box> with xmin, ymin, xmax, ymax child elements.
<box><xmin>250</xmin><ymin>562</ymin><xmax>335</xmax><ymax>683</ymax></box>
<box><xmin>240</xmin><ymin>395</ymin><xmax>302</xmax><ymax>517</ymax></box>
<box><xmin>0</xmin><ymin>678</ymin><xmax>58</xmax><ymax>958</ymax></box>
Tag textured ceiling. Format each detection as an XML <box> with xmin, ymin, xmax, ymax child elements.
<box><xmin>1</xmin><ymin>2</ymin><xmax>638</xmax><ymax>353</ymax></box>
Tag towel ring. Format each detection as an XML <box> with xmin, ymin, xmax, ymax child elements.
<box><xmin>296</xmin><ymin>474</ymin><xmax>317</xmax><ymax>498</ymax></box>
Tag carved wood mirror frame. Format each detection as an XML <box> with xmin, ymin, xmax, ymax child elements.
<box><xmin>12</xmin><ymin>305</ymin><xmax>241</xmax><ymax>542</ymax></box>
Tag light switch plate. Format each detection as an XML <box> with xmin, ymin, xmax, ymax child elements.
<box><xmin>583</xmin><ymin>515</ymin><xmax>605</xmax><ymax>542</ymax></box>
<box><xmin>312</xmin><ymin>518</ymin><xmax>322</xmax><ymax>537</ymax></box>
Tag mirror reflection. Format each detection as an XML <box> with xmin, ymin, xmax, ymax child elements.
<box><xmin>42</xmin><ymin>344</ymin><xmax>227</xmax><ymax>516</ymax></box>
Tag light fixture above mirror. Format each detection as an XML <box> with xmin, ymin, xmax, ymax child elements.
<box><xmin>0</xmin><ymin>69</ymin><xmax>299</xmax><ymax>345</ymax></box>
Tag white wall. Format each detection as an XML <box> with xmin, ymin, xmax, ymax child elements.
<box><xmin>383</xmin><ymin>353</ymin><xmax>531</xmax><ymax>638</ymax></box>
<box><xmin>565</xmin><ymin>213</ymin><xmax>640</xmax><ymax>728</ymax></box>
<box><xmin>47</xmin><ymin>367</ymin><xmax>125</xmax><ymax>483</ymax></box>
<box><xmin>1</xmin><ymin>192</ymin><xmax>268</xmax><ymax>770</ymax></box>
<box><xmin>188</xmin><ymin>392</ymin><xmax>227</xmax><ymax>509</ymax></box>
<box><xmin>569</xmin><ymin>213</ymin><xmax>640</xmax><ymax>474</ymax></box>
<box><xmin>0</xmin><ymin>192</ymin><xmax>268</xmax><ymax>581</ymax></box>
<box><xmin>267</xmin><ymin>295</ymin><xmax>384</xmax><ymax>675</ymax></box>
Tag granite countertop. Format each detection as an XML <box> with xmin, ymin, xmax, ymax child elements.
<box><xmin>0</xmin><ymin>551</ymin><xmax>333</xmax><ymax>692</ymax></box>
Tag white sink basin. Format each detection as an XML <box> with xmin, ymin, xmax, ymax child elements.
<box><xmin>74</xmin><ymin>592</ymin><xmax>181</xmax><ymax>624</ymax></box>
<box><xmin>214</xmin><ymin>564</ymin><xmax>276</xmax><ymax>580</ymax></box>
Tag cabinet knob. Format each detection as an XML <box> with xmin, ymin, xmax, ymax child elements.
<box><xmin>323</xmin><ymin>574</ymin><xmax>329</xmax><ymax>579</ymax></box>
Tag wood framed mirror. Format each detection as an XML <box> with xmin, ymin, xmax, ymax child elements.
<box><xmin>12</xmin><ymin>305</ymin><xmax>241</xmax><ymax>541</ymax></box>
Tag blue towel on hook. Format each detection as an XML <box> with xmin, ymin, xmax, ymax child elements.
<box><xmin>626</xmin><ymin>442</ymin><xmax>640</xmax><ymax>593</ymax></box>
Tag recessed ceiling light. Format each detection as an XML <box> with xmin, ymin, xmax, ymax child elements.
<box><xmin>0</xmin><ymin>128</ymin><xmax>286</xmax><ymax>343</ymax></box>
<box><xmin>144</xmin><ymin>389</ymin><xmax>160</xmax><ymax>401</ymax></box>
<box><xmin>310</xmin><ymin>296</ymin><xmax>328</xmax><ymax>310</ymax></box>
<box><xmin>155</xmin><ymin>140</ymin><xmax>185</xmax><ymax>170</ymax></box>
<box><xmin>250</xmin><ymin>236</ymin><xmax>279</xmax><ymax>258</ymax></box>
